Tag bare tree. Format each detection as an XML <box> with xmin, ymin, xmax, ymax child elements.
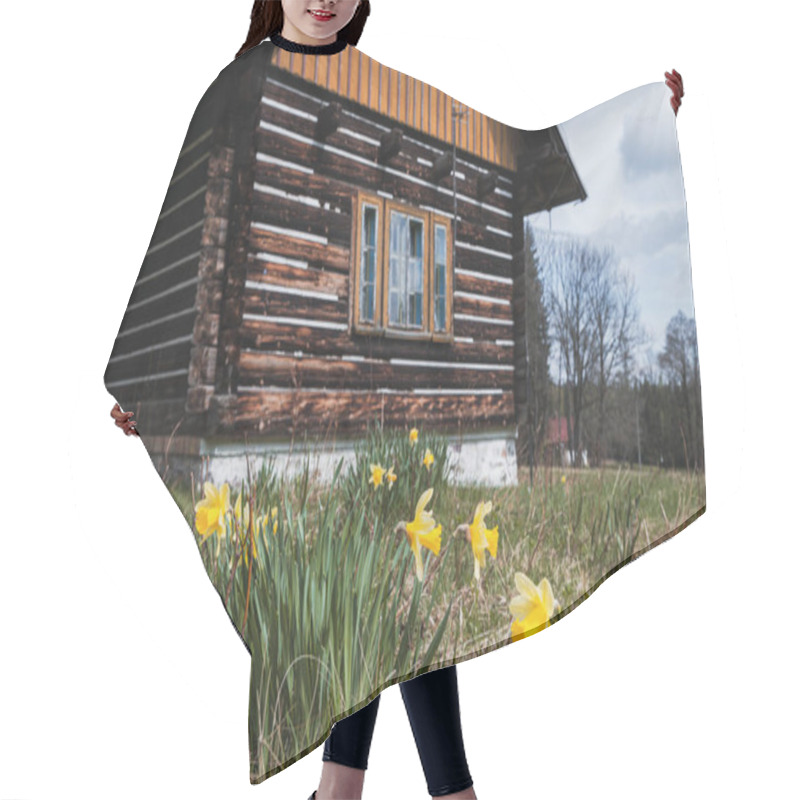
<box><xmin>587</xmin><ymin>253</ymin><xmax>644</xmax><ymax>462</ymax></box>
<box><xmin>658</xmin><ymin>310</ymin><xmax>704</xmax><ymax>469</ymax></box>
<box><xmin>521</xmin><ymin>221</ymin><xmax>551</xmax><ymax>472</ymax></box>
<box><xmin>536</xmin><ymin>230</ymin><xmax>597</xmax><ymax>467</ymax></box>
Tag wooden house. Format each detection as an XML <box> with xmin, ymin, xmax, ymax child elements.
<box><xmin>103</xmin><ymin>41</ymin><xmax>586</xmax><ymax>487</ymax></box>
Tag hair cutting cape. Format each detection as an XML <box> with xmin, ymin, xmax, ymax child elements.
<box><xmin>104</xmin><ymin>35</ymin><xmax>706</xmax><ymax>784</ymax></box>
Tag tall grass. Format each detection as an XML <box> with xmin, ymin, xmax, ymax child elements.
<box><xmin>164</xmin><ymin>423</ymin><xmax>705</xmax><ymax>781</ymax></box>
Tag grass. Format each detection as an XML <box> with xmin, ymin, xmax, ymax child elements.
<box><xmin>163</xmin><ymin>421</ymin><xmax>705</xmax><ymax>782</ymax></box>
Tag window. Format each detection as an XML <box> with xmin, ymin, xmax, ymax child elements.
<box><xmin>359</xmin><ymin>202</ymin><xmax>379</xmax><ymax>325</ymax></box>
<box><xmin>353</xmin><ymin>191</ymin><xmax>453</xmax><ymax>341</ymax></box>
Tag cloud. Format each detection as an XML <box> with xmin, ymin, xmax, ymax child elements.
<box><xmin>525</xmin><ymin>81</ymin><xmax>695</xmax><ymax>370</ymax></box>
<box><xmin>618</xmin><ymin>88</ymin><xmax>679</xmax><ymax>180</ymax></box>
<box><xmin>590</xmin><ymin>208</ymin><xmax>689</xmax><ymax>261</ymax></box>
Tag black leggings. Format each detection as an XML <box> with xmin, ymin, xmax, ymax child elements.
<box><xmin>323</xmin><ymin>665</ymin><xmax>473</xmax><ymax>797</ymax></box>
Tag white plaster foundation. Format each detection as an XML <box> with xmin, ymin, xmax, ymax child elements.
<box><xmin>177</xmin><ymin>430</ymin><xmax>519</xmax><ymax>490</ymax></box>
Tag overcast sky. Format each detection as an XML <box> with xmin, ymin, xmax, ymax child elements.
<box><xmin>526</xmin><ymin>80</ymin><xmax>698</xmax><ymax>375</ymax></box>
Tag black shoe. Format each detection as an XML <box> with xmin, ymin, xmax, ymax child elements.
<box><xmin>307</xmin><ymin>792</ymin><xmax>317</xmax><ymax>800</ymax></box>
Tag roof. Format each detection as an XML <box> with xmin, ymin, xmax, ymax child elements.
<box><xmin>267</xmin><ymin>40</ymin><xmax>586</xmax><ymax>207</ymax></box>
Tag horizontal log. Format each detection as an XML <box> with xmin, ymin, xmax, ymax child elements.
<box><xmin>453</xmin><ymin>269</ymin><xmax>513</xmax><ymax>302</ymax></box>
<box><xmin>125</xmin><ymin>397</ymin><xmax>197</xmax><ymax>438</ymax></box>
<box><xmin>247</xmin><ymin>226</ymin><xmax>351</xmax><ymax>272</ymax></box>
<box><xmin>118</xmin><ymin>282</ymin><xmax>198</xmax><ymax>333</ymax></box>
<box><xmin>246</xmin><ymin>258</ymin><xmax>347</xmax><ymax>297</ymax></box>
<box><xmin>105</xmin><ymin>339</ymin><xmax>194</xmax><ymax>386</ymax></box>
<box><xmin>253</xmin><ymin>126</ymin><xmax>512</xmax><ymax>232</ymax></box>
<box><xmin>160</xmin><ymin>149</ymin><xmax>212</xmax><ymax>215</ymax></box>
<box><xmin>454</xmin><ymin>246</ymin><xmax>514</xmax><ymax>279</ymax></box>
<box><xmin>250</xmin><ymin>188</ymin><xmax>352</xmax><ymax>248</ymax></box>
<box><xmin>242</xmin><ymin>286</ymin><xmax>347</xmax><ymax>325</ymax></box>
<box><xmin>130</xmin><ymin>251</ymin><xmax>201</xmax><ymax>306</ymax></box>
<box><xmin>253</xmin><ymin>159</ymin><xmax>356</xmax><ymax>211</ymax></box>
<box><xmin>260</xmin><ymin>82</ymin><xmax>515</xmax><ymax>215</ymax></box>
<box><xmin>104</xmin><ymin>372</ymin><xmax>190</xmax><ymax>411</ymax></box>
<box><xmin>238</xmin><ymin>318</ymin><xmax>514</xmax><ymax>364</ymax></box>
<box><xmin>453</xmin><ymin>315</ymin><xmax>516</xmax><ymax>341</ymax></box>
<box><xmin>453</xmin><ymin>291</ymin><xmax>513</xmax><ymax>322</ymax></box>
<box><xmin>454</xmin><ymin>216</ymin><xmax>514</xmax><ymax>253</ymax></box>
<box><xmin>237</xmin><ymin>350</ymin><xmax>514</xmax><ymax>391</ymax></box>
<box><xmin>234</xmin><ymin>387</ymin><xmax>516</xmax><ymax>435</ymax></box>
<box><xmin>240</xmin><ymin>281</ymin><xmax>511</xmax><ymax>328</ymax></box>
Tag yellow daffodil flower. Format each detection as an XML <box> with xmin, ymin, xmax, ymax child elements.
<box><xmin>240</xmin><ymin>515</ymin><xmax>262</xmax><ymax>568</ymax></box>
<box><xmin>423</xmin><ymin>449</ymin><xmax>435</xmax><ymax>471</ymax></box>
<box><xmin>409</xmin><ymin>427</ymin><xmax>419</xmax><ymax>444</ymax></box>
<box><xmin>467</xmin><ymin>500</ymin><xmax>500</xmax><ymax>583</ymax></box>
<box><xmin>561</xmin><ymin>474</ymin><xmax>567</xmax><ymax>484</ymax></box>
<box><xmin>234</xmin><ymin>490</ymin><xmax>260</xmax><ymax>568</ymax></box>
<box><xmin>234</xmin><ymin>490</ymin><xmax>251</xmax><ymax>532</ymax></box>
<box><xmin>270</xmin><ymin>505</ymin><xmax>278</xmax><ymax>535</ymax></box>
<box><xmin>195</xmin><ymin>481</ymin><xmax>231</xmax><ymax>543</ymax></box>
<box><xmin>254</xmin><ymin>514</ymin><xmax>270</xmax><ymax>552</ymax></box>
<box><xmin>386</xmin><ymin>465</ymin><xmax>397</xmax><ymax>487</ymax></box>
<box><xmin>509</xmin><ymin>572</ymin><xmax>558</xmax><ymax>643</ymax></box>
<box><xmin>403</xmin><ymin>488</ymin><xmax>442</xmax><ymax>582</ymax></box>
<box><xmin>370</xmin><ymin>463</ymin><xmax>387</xmax><ymax>489</ymax></box>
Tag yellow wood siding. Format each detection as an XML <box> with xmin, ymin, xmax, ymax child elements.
<box><xmin>272</xmin><ymin>46</ymin><xmax>519</xmax><ymax>170</ymax></box>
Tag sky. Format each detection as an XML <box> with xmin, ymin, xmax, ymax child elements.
<box><xmin>525</xmin><ymin>80</ymin><xmax>698</xmax><ymax>375</ymax></box>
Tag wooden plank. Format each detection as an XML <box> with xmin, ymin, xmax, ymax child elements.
<box><xmin>247</xmin><ymin>226</ymin><xmax>351</xmax><ymax>272</ymax></box>
<box><xmin>246</xmin><ymin>259</ymin><xmax>347</xmax><ymax>296</ymax></box>
<box><xmin>453</xmin><ymin>315</ymin><xmax>516</xmax><ymax>341</ymax></box>
<box><xmin>250</xmin><ymin>189</ymin><xmax>352</xmax><ymax>246</ymax></box>
<box><xmin>237</xmin><ymin>350</ymin><xmax>514</xmax><ymax>391</ymax></box>
<box><xmin>238</xmin><ymin>318</ymin><xmax>514</xmax><ymax>364</ymax></box>
<box><xmin>242</xmin><ymin>287</ymin><xmax>347</xmax><ymax>325</ymax></box>
<box><xmin>257</xmin><ymin>89</ymin><xmax>515</xmax><ymax>211</ymax></box>
<box><xmin>452</xmin><ymin>292</ymin><xmax>513</xmax><ymax>322</ymax></box>
<box><xmin>234</xmin><ymin>388</ymin><xmax>516</xmax><ymax>435</ymax></box>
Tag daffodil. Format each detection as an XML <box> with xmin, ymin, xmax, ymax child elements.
<box><xmin>370</xmin><ymin>463</ymin><xmax>387</xmax><ymax>489</ymax></box>
<box><xmin>239</xmin><ymin>518</ymin><xmax>262</xmax><ymax>568</ymax></box>
<box><xmin>255</xmin><ymin>514</ymin><xmax>270</xmax><ymax>552</ymax></box>
<box><xmin>195</xmin><ymin>481</ymin><xmax>231</xmax><ymax>544</ymax></box>
<box><xmin>423</xmin><ymin>449</ymin><xmax>435</xmax><ymax>471</ymax></box>
<box><xmin>271</xmin><ymin>505</ymin><xmax>278</xmax><ymax>535</ymax></box>
<box><xmin>386</xmin><ymin>465</ymin><xmax>397</xmax><ymax>488</ymax></box>
<box><xmin>234</xmin><ymin>489</ymin><xmax>251</xmax><ymax>533</ymax></box>
<box><xmin>234</xmin><ymin>490</ymin><xmax>260</xmax><ymax>568</ymax></box>
<box><xmin>561</xmin><ymin>474</ymin><xmax>566</xmax><ymax>484</ymax></box>
<box><xmin>509</xmin><ymin>572</ymin><xmax>558</xmax><ymax>643</ymax></box>
<box><xmin>467</xmin><ymin>500</ymin><xmax>499</xmax><ymax>583</ymax></box>
<box><xmin>400</xmin><ymin>488</ymin><xmax>442</xmax><ymax>582</ymax></box>
<box><xmin>409</xmin><ymin>427</ymin><xmax>419</xmax><ymax>444</ymax></box>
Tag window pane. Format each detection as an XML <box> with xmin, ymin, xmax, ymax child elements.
<box><xmin>360</xmin><ymin>205</ymin><xmax>377</xmax><ymax>323</ymax></box>
<box><xmin>434</xmin><ymin>224</ymin><xmax>447</xmax><ymax>331</ymax></box>
<box><xmin>388</xmin><ymin>211</ymin><xmax>404</xmax><ymax>325</ymax></box>
<box><xmin>388</xmin><ymin>210</ymin><xmax>427</xmax><ymax>330</ymax></box>
<box><xmin>409</xmin><ymin>219</ymin><xmax>423</xmax><ymax>327</ymax></box>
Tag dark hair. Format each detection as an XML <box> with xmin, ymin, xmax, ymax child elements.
<box><xmin>236</xmin><ymin>1</ymin><xmax>371</xmax><ymax>59</ymax></box>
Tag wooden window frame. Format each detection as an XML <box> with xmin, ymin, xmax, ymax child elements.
<box><xmin>352</xmin><ymin>191</ymin><xmax>383</xmax><ymax>333</ymax></box>
<box><xmin>429</xmin><ymin>215</ymin><xmax>453</xmax><ymax>342</ymax></box>
<box><xmin>351</xmin><ymin>190</ymin><xmax>453</xmax><ymax>342</ymax></box>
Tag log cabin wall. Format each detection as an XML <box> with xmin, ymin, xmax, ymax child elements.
<box><xmin>221</xmin><ymin>44</ymin><xmax>523</xmax><ymax>442</ymax></box>
<box><xmin>103</xmin><ymin>69</ymin><xmax>234</xmax><ymax>436</ymax></box>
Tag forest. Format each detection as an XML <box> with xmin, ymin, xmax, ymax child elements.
<box><xmin>519</xmin><ymin>220</ymin><xmax>705</xmax><ymax>472</ymax></box>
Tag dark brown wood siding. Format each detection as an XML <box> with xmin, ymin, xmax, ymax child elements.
<box><xmin>103</xmin><ymin>82</ymin><xmax>231</xmax><ymax>434</ymax></box>
<box><xmin>230</xmin><ymin>62</ymin><xmax>520</xmax><ymax>438</ymax></box>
